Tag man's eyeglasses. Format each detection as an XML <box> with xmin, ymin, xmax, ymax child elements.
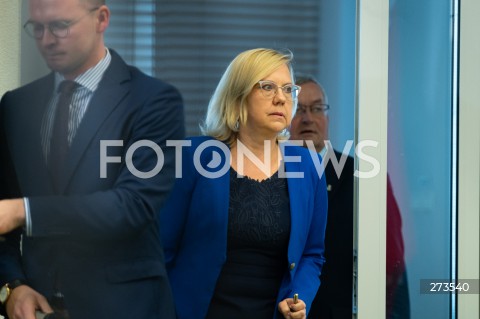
<box><xmin>257</xmin><ymin>80</ymin><xmax>301</xmax><ymax>101</ymax></box>
<box><xmin>295</xmin><ymin>103</ymin><xmax>330</xmax><ymax>116</ymax></box>
<box><xmin>23</xmin><ymin>7</ymin><xmax>100</xmax><ymax>40</ymax></box>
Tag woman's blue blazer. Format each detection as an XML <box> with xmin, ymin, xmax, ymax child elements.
<box><xmin>159</xmin><ymin>136</ymin><xmax>328</xmax><ymax>319</ymax></box>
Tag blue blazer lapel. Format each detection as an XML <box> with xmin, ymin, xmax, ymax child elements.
<box><xmin>284</xmin><ymin>146</ymin><xmax>309</xmax><ymax>260</ymax></box>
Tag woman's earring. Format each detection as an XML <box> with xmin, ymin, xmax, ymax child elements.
<box><xmin>233</xmin><ymin>119</ymin><xmax>240</xmax><ymax>132</ymax></box>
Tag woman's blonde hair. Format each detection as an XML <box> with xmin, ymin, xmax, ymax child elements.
<box><xmin>200</xmin><ymin>48</ymin><xmax>295</xmax><ymax>145</ymax></box>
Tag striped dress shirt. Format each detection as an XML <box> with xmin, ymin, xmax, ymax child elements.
<box><xmin>24</xmin><ymin>49</ymin><xmax>112</xmax><ymax>236</ymax></box>
<box><xmin>41</xmin><ymin>49</ymin><xmax>112</xmax><ymax>162</ymax></box>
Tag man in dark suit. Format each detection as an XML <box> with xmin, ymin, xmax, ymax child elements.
<box><xmin>290</xmin><ymin>75</ymin><xmax>409</xmax><ymax>319</ymax></box>
<box><xmin>0</xmin><ymin>0</ymin><xmax>184</xmax><ymax>318</ymax></box>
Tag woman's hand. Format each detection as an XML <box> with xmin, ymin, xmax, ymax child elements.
<box><xmin>278</xmin><ymin>297</ymin><xmax>306</xmax><ymax>319</ymax></box>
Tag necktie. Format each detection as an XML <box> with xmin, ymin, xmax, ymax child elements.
<box><xmin>49</xmin><ymin>80</ymin><xmax>79</xmax><ymax>191</ymax></box>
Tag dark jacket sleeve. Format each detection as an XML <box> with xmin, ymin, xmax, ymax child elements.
<box><xmin>0</xmin><ymin>93</ymin><xmax>27</xmax><ymax>285</ymax></box>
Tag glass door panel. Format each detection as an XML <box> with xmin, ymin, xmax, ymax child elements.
<box><xmin>387</xmin><ymin>0</ymin><xmax>455</xmax><ymax>317</ymax></box>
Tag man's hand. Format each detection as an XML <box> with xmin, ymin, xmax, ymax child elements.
<box><xmin>6</xmin><ymin>285</ymin><xmax>53</xmax><ymax>319</ymax></box>
<box><xmin>0</xmin><ymin>199</ymin><xmax>25</xmax><ymax>234</ymax></box>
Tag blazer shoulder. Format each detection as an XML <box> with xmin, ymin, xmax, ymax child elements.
<box><xmin>1</xmin><ymin>74</ymin><xmax>54</xmax><ymax>118</ymax></box>
<box><xmin>108</xmin><ymin>49</ymin><xmax>181</xmax><ymax>96</ymax></box>
<box><xmin>185</xmin><ymin>136</ymin><xmax>228</xmax><ymax>160</ymax></box>
<box><xmin>177</xmin><ymin>136</ymin><xmax>230</xmax><ymax>178</ymax></box>
<box><xmin>333</xmin><ymin>150</ymin><xmax>354</xmax><ymax>170</ymax></box>
<box><xmin>282</xmin><ymin>141</ymin><xmax>316</xmax><ymax>157</ymax></box>
<box><xmin>337</xmin><ymin>150</ymin><xmax>354</xmax><ymax>176</ymax></box>
<box><xmin>283</xmin><ymin>142</ymin><xmax>323</xmax><ymax>168</ymax></box>
<box><xmin>2</xmin><ymin>73</ymin><xmax>54</xmax><ymax>100</ymax></box>
<box><xmin>186</xmin><ymin>135</ymin><xmax>217</xmax><ymax>147</ymax></box>
<box><xmin>325</xmin><ymin>150</ymin><xmax>354</xmax><ymax>186</ymax></box>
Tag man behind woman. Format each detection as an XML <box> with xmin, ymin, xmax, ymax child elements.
<box><xmin>159</xmin><ymin>48</ymin><xmax>328</xmax><ymax>319</ymax></box>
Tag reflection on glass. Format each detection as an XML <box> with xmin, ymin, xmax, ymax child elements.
<box><xmin>388</xmin><ymin>0</ymin><xmax>454</xmax><ymax>317</ymax></box>
<box><xmin>385</xmin><ymin>177</ymin><xmax>410</xmax><ymax>318</ymax></box>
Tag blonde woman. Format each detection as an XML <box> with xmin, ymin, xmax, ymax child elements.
<box><xmin>160</xmin><ymin>48</ymin><xmax>327</xmax><ymax>319</ymax></box>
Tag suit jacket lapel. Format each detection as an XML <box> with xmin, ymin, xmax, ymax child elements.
<box><xmin>59</xmin><ymin>51</ymin><xmax>131</xmax><ymax>192</ymax></box>
<box><xmin>10</xmin><ymin>74</ymin><xmax>56</xmax><ymax>195</ymax></box>
<box><xmin>284</xmin><ymin>146</ymin><xmax>308</xmax><ymax>260</ymax></box>
<box><xmin>325</xmin><ymin>151</ymin><xmax>345</xmax><ymax>199</ymax></box>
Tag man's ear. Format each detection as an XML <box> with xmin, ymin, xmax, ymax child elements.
<box><xmin>96</xmin><ymin>5</ymin><xmax>110</xmax><ymax>33</ymax></box>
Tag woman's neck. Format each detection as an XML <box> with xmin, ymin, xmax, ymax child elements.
<box><xmin>231</xmin><ymin>133</ymin><xmax>281</xmax><ymax>180</ymax></box>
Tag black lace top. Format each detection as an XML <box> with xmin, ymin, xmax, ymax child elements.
<box><xmin>206</xmin><ymin>167</ymin><xmax>291</xmax><ymax>319</ymax></box>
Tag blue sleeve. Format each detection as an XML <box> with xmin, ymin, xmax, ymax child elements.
<box><xmin>159</xmin><ymin>140</ymin><xmax>197</xmax><ymax>267</ymax></box>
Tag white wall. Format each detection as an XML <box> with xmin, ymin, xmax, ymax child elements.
<box><xmin>458</xmin><ymin>0</ymin><xmax>480</xmax><ymax>317</ymax></box>
<box><xmin>20</xmin><ymin>0</ymin><xmax>50</xmax><ymax>85</ymax></box>
<box><xmin>0</xmin><ymin>1</ymin><xmax>21</xmax><ymax>95</ymax></box>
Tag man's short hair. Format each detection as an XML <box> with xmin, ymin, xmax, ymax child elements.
<box><xmin>295</xmin><ymin>73</ymin><xmax>329</xmax><ymax>104</ymax></box>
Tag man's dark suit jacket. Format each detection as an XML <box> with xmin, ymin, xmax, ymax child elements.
<box><xmin>0</xmin><ymin>50</ymin><xmax>184</xmax><ymax>319</ymax></box>
<box><xmin>307</xmin><ymin>151</ymin><xmax>355</xmax><ymax>319</ymax></box>
<box><xmin>307</xmin><ymin>151</ymin><xmax>409</xmax><ymax>319</ymax></box>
